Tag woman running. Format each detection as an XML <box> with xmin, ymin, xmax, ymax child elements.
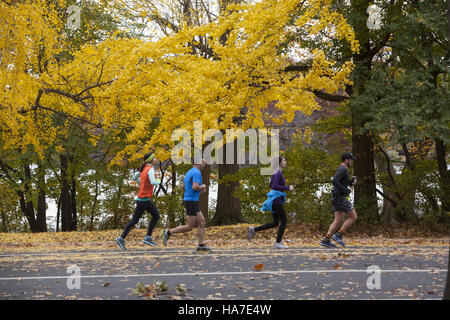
<box><xmin>248</xmin><ymin>156</ymin><xmax>294</xmax><ymax>249</ymax></box>
<box><xmin>115</xmin><ymin>152</ymin><xmax>161</xmax><ymax>250</ymax></box>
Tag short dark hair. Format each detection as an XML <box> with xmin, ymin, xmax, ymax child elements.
<box><xmin>341</xmin><ymin>152</ymin><xmax>355</xmax><ymax>162</ymax></box>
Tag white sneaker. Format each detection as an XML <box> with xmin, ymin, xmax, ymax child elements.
<box><xmin>248</xmin><ymin>227</ymin><xmax>256</xmax><ymax>241</ymax></box>
<box><xmin>274</xmin><ymin>242</ymin><xmax>288</xmax><ymax>249</ymax></box>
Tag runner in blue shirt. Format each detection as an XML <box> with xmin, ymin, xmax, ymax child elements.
<box><xmin>162</xmin><ymin>159</ymin><xmax>211</xmax><ymax>251</ymax></box>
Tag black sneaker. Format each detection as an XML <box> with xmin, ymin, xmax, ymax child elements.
<box><xmin>196</xmin><ymin>244</ymin><xmax>212</xmax><ymax>251</ymax></box>
<box><xmin>320</xmin><ymin>238</ymin><xmax>337</xmax><ymax>248</ymax></box>
<box><xmin>332</xmin><ymin>233</ymin><xmax>345</xmax><ymax>247</ymax></box>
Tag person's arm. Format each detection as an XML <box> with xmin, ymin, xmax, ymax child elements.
<box><xmin>331</xmin><ymin>167</ymin><xmax>350</xmax><ymax>195</ymax></box>
<box><xmin>271</xmin><ymin>171</ymin><xmax>290</xmax><ymax>191</ymax></box>
<box><xmin>148</xmin><ymin>167</ymin><xmax>161</xmax><ymax>186</ymax></box>
<box><xmin>191</xmin><ymin>170</ymin><xmax>205</xmax><ymax>191</ymax></box>
<box><xmin>131</xmin><ymin>172</ymin><xmax>140</xmax><ymax>184</ymax></box>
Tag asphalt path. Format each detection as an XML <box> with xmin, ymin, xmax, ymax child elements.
<box><xmin>0</xmin><ymin>246</ymin><xmax>448</xmax><ymax>300</ymax></box>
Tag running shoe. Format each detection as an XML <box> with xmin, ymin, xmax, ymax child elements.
<box><xmin>320</xmin><ymin>238</ymin><xmax>337</xmax><ymax>248</ymax></box>
<box><xmin>115</xmin><ymin>236</ymin><xmax>126</xmax><ymax>250</ymax></box>
<box><xmin>162</xmin><ymin>230</ymin><xmax>170</xmax><ymax>246</ymax></box>
<box><xmin>274</xmin><ymin>242</ymin><xmax>288</xmax><ymax>249</ymax></box>
<box><xmin>332</xmin><ymin>233</ymin><xmax>345</xmax><ymax>247</ymax></box>
<box><xmin>196</xmin><ymin>244</ymin><xmax>212</xmax><ymax>251</ymax></box>
<box><xmin>143</xmin><ymin>235</ymin><xmax>157</xmax><ymax>247</ymax></box>
<box><xmin>248</xmin><ymin>226</ymin><xmax>256</xmax><ymax>241</ymax></box>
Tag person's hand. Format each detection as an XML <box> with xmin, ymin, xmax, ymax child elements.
<box><xmin>289</xmin><ymin>185</ymin><xmax>295</xmax><ymax>192</ymax></box>
<box><xmin>200</xmin><ymin>184</ymin><xmax>207</xmax><ymax>193</ymax></box>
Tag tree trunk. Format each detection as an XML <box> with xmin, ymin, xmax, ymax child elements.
<box><xmin>90</xmin><ymin>179</ymin><xmax>99</xmax><ymax>231</ymax></box>
<box><xmin>346</xmin><ymin>0</ymin><xmax>380</xmax><ymax>224</ymax></box>
<box><xmin>70</xmin><ymin>170</ymin><xmax>77</xmax><ymax>231</ymax></box>
<box><xmin>60</xmin><ymin>154</ymin><xmax>72</xmax><ymax>232</ymax></box>
<box><xmin>375</xmin><ymin>156</ymin><xmax>401</xmax><ymax>225</ymax></box>
<box><xmin>36</xmin><ymin>163</ymin><xmax>47</xmax><ymax>232</ymax></box>
<box><xmin>212</xmin><ymin>141</ymin><xmax>244</xmax><ymax>225</ymax></box>
<box><xmin>113</xmin><ymin>170</ymin><xmax>126</xmax><ymax>229</ymax></box>
<box><xmin>352</xmin><ymin>125</ymin><xmax>378</xmax><ymax>222</ymax></box>
<box><xmin>435</xmin><ymin>138</ymin><xmax>449</xmax><ymax>211</ymax></box>
<box><xmin>1</xmin><ymin>210</ymin><xmax>7</xmax><ymax>232</ymax></box>
<box><xmin>56</xmin><ymin>195</ymin><xmax>61</xmax><ymax>232</ymax></box>
<box><xmin>400</xmin><ymin>144</ymin><xmax>418</xmax><ymax>220</ymax></box>
<box><xmin>22</xmin><ymin>164</ymin><xmax>39</xmax><ymax>232</ymax></box>
<box><xmin>199</xmin><ymin>164</ymin><xmax>210</xmax><ymax>225</ymax></box>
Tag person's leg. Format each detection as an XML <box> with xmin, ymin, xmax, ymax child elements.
<box><xmin>168</xmin><ymin>216</ymin><xmax>196</xmax><ymax>234</ymax></box>
<box><xmin>274</xmin><ymin>203</ymin><xmax>287</xmax><ymax>243</ymax></box>
<box><xmin>320</xmin><ymin>211</ymin><xmax>343</xmax><ymax>248</ymax></box>
<box><xmin>338</xmin><ymin>209</ymin><xmax>357</xmax><ymax>233</ymax></box>
<box><xmin>144</xmin><ymin>200</ymin><xmax>160</xmax><ymax>237</ymax></box>
<box><xmin>326</xmin><ymin>211</ymin><xmax>344</xmax><ymax>237</ymax></box>
<box><xmin>254</xmin><ymin>211</ymin><xmax>279</xmax><ymax>232</ymax></box>
<box><xmin>196</xmin><ymin>211</ymin><xmax>206</xmax><ymax>245</ymax></box>
<box><xmin>121</xmin><ymin>201</ymin><xmax>145</xmax><ymax>239</ymax></box>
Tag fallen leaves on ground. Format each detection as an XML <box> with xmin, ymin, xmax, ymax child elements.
<box><xmin>0</xmin><ymin>223</ymin><xmax>448</xmax><ymax>253</ymax></box>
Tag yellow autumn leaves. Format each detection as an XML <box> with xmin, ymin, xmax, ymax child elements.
<box><xmin>1</xmin><ymin>0</ymin><xmax>358</xmax><ymax>164</ymax></box>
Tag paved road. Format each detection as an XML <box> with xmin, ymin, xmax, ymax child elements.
<box><xmin>0</xmin><ymin>246</ymin><xmax>447</xmax><ymax>299</ymax></box>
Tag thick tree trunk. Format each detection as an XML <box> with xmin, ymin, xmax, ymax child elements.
<box><xmin>22</xmin><ymin>164</ymin><xmax>39</xmax><ymax>232</ymax></box>
<box><xmin>400</xmin><ymin>144</ymin><xmax>418</xmax><ymax>220</ymax></box>
<box><xmin>435</xmin><ymin>138</ymin><xmax>449</xmax><ymax>211</ymax></box>
<box><xmin>352</xmin><ymin>125</ymin><xmax>378</xmax><ymax>222</ymax></box>
<box><xmin>212</xmin><ymin>141</ymin><xmax>244</xmax><ymax>225</ymax></box>
<box><xmin>199</xmin><ymin>164</ymin><xmax>210</xmax><ymax>225</ymax></box>
<box><xmin>60</xmin><ymin>154</ymin><xmax>72</xmax><ymax>232</ymax></box>
<box><xmin>346</xmin><ymin>0</ymin><xmax>380</xmax><ymax>224</ymax></box>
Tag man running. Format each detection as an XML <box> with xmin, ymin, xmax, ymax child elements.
<box><xmin>320</xmin><ymin>152</ymin><xmax>357</xmax><ymax>248</ymax></box>
<box><xmin>248</xmin><ymin>156</ymin><xmax>294</xmax><ymax>249</ymax></box>
<box><xmin>162</xmin><ymin>159</ymin><xmax>211</xmax><ymax>251</ymax></box>
<box><xmin>115</xmin><ymin>152</ymin><xmax>161</xmax><ymax>250</ymax></box>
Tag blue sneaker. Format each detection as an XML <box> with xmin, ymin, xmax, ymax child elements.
<box><xmin>162</xmin><ymin>230</ymin><xmax>170</xmax><ymax>246</ymax></box>
<box><xmin>332</xmin><ymin>233</ymin><xmax>345</xmax><ymax>247</ymax></box>
<box><xmin>115</xmin><ymin>236</ymin><xmax>126</xmax><ymax>250</ymax></box>
<box><xmin>143</xmin><ymin>235</ymin><xmax>157</xmax><ymax>246</ymax></box>
<box><xmin>320</xmin><ymin>238</ymin><xmax>337</xmax><ymax>248</ymax></box>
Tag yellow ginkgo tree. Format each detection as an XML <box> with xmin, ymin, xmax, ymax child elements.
<box><xmin>1</xmin><ymin>0</ymin><xmax>359</xmax><ymax>228</ymax></box>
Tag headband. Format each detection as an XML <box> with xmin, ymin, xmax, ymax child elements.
<box><xmin>145</xmin><ymin>153</ymin><xmax>155</xmax><ymax>163</ymax></box>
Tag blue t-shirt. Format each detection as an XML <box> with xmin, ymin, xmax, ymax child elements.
<box><xmin>183</xmin><ymin>167</ymin><xmax>202</xmax><ymax>201</ymax></box>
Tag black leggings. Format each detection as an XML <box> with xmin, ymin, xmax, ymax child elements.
<box><xmin>121</xmin><ymin>200</ymin><xmax>160</xmax><ymax>238</ymax></box>
<box><xmin>254</xmin><ymin>203</ymin><xmax>287</xmax><ymax>243</ymax></box>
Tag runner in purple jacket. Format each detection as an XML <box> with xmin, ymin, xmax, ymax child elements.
<box><xmin>247</xmin><ymin>156</ymin><xmax>294</xmax><ymax>249</ymax></box>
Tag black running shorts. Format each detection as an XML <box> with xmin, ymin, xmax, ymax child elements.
<box><xmin>183</xmin><ymin>201</ymin><xmax>200</xmax><ymax>217</ymax></box>
<box><xmin>331</xmin><ymin>195</ymin><xmax>354</xmax><ymax>213</ymax></box>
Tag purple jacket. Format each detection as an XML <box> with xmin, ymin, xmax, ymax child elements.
<box><xmin>270</xmin><ymin>170</ymin><xmax>289</xmax><ymax>205</ymax></box>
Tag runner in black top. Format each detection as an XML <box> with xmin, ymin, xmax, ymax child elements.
<box><xmin>320</xmin><ymin>152</ymin><xmax>358</xmax><ymax>248</ymax></box>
